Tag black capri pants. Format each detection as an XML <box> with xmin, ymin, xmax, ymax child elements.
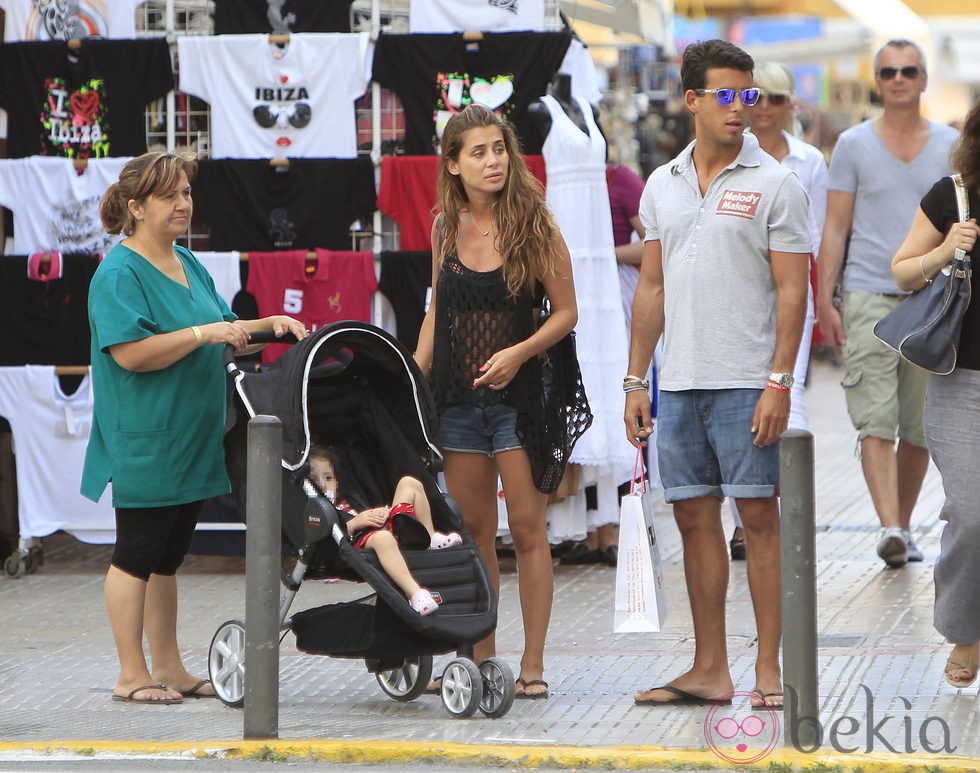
<box><xmin>111</xmin><ymin>500</ymin><xmax>204</xmax><ymax>581</ymax></box>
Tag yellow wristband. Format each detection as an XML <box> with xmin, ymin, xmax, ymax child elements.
<box><xmin>191</xmin><ymin>325</ymin><xmax>204</xmax><ymax>347</ymax></box>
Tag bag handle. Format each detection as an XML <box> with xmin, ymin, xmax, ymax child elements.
<box><xmin>952</xmin><ymin>173</ymin><xmax>971</xmax><ymax>264</ymax></box>
<box><xmin>630</xmin><ymin>443</ymin><xmax>647</xmax><ymax>495</ymax></box>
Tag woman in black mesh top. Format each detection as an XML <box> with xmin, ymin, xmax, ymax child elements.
<box><xmin>415</xmin><ymin>104</ymin><xmax>578</xmax><ymax>699</ymax></box>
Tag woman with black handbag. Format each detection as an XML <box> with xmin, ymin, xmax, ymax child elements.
<box><xmin>892</xmin><ymin>101</ymin><xmax>980</xmax><ymax>690</ymax></box>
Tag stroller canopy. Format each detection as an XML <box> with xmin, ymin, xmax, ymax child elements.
<box><xmin>227</xmin><ymin>322</ymin><xmax>442</xmax><ymax>472</ymax></box>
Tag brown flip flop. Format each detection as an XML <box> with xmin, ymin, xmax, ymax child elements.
<box><xmin>112</xmin><ymin>683</ymin><xmax>182</xmax><ymax>705</ymax></box>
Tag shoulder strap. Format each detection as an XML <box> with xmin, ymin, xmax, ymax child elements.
<box><xmin>952</xmin><ymin>173</ymin><xmax>970</xmax><ymax>221</ymax></box>
<box><xmin>952</xmin><ymin>174</ymin><xmax>971</xmax><ymax>263</ymax></box>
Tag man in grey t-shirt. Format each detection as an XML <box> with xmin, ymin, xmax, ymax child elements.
<box><xmin>816</xmin><ymin>39</ymin><xmax>958</xmax><ymax>568</ymax></box>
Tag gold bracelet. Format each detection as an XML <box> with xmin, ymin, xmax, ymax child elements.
<box><xmin>919</xmin><ymin>254</ymin><xmax>933</xmax><ymax>286</ymax></box>
<box><xmin>191</xmin><ymin>325</ymin><xmax>204</xmax><ymax>347</ymax></box>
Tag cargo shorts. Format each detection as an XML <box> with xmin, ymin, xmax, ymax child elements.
<box><xmin>840</xmin><ymin>290</ymin><xmax>927</xmax><ymax>447</ymax></box>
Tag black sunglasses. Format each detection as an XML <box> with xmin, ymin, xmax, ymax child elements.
<box><xmin>878</xmin><ymin>66</ymin><xmax>921</xmax><ymax>80</ymax></box>
<box><xmin>757</xmin><ymin>92</ymin><xmax>790</xmax><ymax>106</ymax></box>
<box><xmin>252</xmin><ymin>102</ymin><xmax>312</xmax><ymax>129</ymax></box>
<box><xmin>694</xmin><ymin>87</ymin><xmax>761</xmax><ymax>107</ymax></box>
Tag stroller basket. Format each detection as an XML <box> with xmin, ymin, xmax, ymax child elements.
<box><xmin>290</xmin><ymin>543</ymin><xmax>495</xmax><ymax>660</ymax></box>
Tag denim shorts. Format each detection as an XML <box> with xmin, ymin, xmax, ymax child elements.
<box><xmin>656</xmin><ymin>389</ymin><xmax>779</xmax><ymax>503</ymax></box>
<box><xmin>439</xmin><ymin>395</ymin><xmax>523</xmax><ymax>458</ymax></box>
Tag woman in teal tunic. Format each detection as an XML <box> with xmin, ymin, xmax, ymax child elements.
<box><xmin>81</xmin><ymin>151</ymin><xmax>308</xmax><ymax>704</ymax></box>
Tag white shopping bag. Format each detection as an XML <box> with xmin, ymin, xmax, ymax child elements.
<box><xmin>614</xmin><ymin>446</ymin><xmax>667</xmax><ymax>633</ymax></box>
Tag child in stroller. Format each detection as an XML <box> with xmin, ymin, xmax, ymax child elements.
<box><xmin>307</xmin><ymin>443</ymin><xmax>462</xmax><ymax>615</ymax></box>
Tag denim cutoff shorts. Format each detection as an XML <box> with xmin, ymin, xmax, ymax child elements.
<box><xmin>439</xmin><ymin>390</ymin><xmax>523</xmax><ymax>458</ymax></box>
<box><xmin>657</xmin><ymin>389</ymin><xmax>779</xmax><ymax>503</ymax></box>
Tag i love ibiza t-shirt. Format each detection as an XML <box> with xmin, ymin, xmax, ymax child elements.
<box><xmin>371</xmin><ymin>31</ymin><xmax>571</xmax><ymax>155</ymax></box>
<box><xmin>0</xmin><ymin>38</ymin><xmax>173</xmax><ymax>159</ymax></box>
<box><xmin>177</xmin><ymin>32</ymin><xmax>372</xmax><ymax>160</ymax></box>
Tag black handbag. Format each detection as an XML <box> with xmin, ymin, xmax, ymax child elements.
<box><xmin>873</xmin><ymin>174</ymin><xmax>973</xmax><ymax>375</ymax></box>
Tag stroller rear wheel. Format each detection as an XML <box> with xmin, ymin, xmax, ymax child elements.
<box><xmin>440</xmin><ymin>658</ymin><xmax>483</xmax><ymax>718</ymax></box>
<box><xmin>209</xmin><ymin>619</ymin><xmax>246</xmax><ymax>708</ymax></box>
<box><xmin>478</xmin><ymin>657</ymin><xmax>515</xmax><ymax>717</ymax></box>
<box><xmin>374</xmin><ymin>655</ymin><xmax>433</xmax><ymax>702</ymax></box>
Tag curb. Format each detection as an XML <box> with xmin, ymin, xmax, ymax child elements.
<box><xmin>0</xmin><ymin>740</ymin><xmax>975</xmax><ymax>771</ymax></box>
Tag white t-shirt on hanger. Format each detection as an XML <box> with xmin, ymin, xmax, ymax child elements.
<box><xmin>0</xmin><ymin>156</ymin><xmax>130</xmax><ymax>254</ymax></box>
<box><xmin>177</xmin><ymin>33</ymin><xmax>373</xmax><ymax>160</ymax></box>
<box><xmin>192</xmin><ymin>251</ymin><xmax>243</xmax><ymax>307</ymax></box>
<box><xmin>0</xmin><ymin>366</ymin><xmax>115</xmax><ymax>543</ymax></box>
<box><xmin>0</xmin><ymin>0</ymin><xmax>143</xmax><ymax>41</ymax></box>
<box><xmin>409</xmin><ymin>0</ymin><xmax>546</xmax><ymax>33</ymax></box>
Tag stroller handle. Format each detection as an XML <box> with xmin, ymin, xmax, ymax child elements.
<box><xmin>223</xmin><ymin>330</ymin><xmax>300</xmax><ymax>367</ymax></box>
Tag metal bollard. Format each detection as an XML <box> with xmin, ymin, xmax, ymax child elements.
<box><xmin>779</xmin><ymin>429</ymin><xmax>818</xmax><ymax>750</ymax></box>
<box><xmin>244</xmin><ymin>415</ymin><xmax>282</xmax><ymax>739</ymax></box>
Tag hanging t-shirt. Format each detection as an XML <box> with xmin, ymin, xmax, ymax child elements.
<box><xmin>376</xmin><ymin>154</ymin><xmax>546</xmax><ymax>251</ymax></box>
<box><xmin>378</xmin><ymin>251</ymin><xmax>431</xmax><ymax>351</ymax></box>
<box><xmin>0</xmin><ymin>366</ymin><xmax>115</xmax><ymax>542</ymax></box>
<box><xmin>192</xmin><ymin>251</ymin><xmax>243</xmax><ymax>307</ymax></box>
<box><xmin>213</xmin><ymin>0</ymin><xmax>353</xmax><ymax>34</ymax></box>
<box><xmin>0</xmin><ymin>38</ymin><xmax>174</xmax><ymax>159</ymax></box>
<box><xmin>0</xmin><ymin>252</ymin><xmax>98</xmax><ymax>366</ymax></box>
<box><xmin>245</xmin><ymin>249</ymin><xmax>377</xmax><ymax>363</ymax></box>
<box><xmin>371</xmin><ymin>31</ymin><xmax>571</xmax><ymax>155</ymax></box>
<box><xmin>177</xmin><ymin>33</ymin><xmax>372</xmax><ymax>160</ymax></box>
<box><xmin>0</xmin><ymin>156</ymin><xmax>130</xmax><ymax>253</ymax></box>
<box><xmin>192</xmin><ymin>157</ymin><xmax>376</xmax><ymax>252</ymax></box>
<box><xmin>409</xmin><ymin>0</ymin><xmax>546</xmax><ymax>33</ymax></box>
<box><xmin>0</xmin><ymin>0</ymin><xmax>143</xmax><ymax>42</ymax></box>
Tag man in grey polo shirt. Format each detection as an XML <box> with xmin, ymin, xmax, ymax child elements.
<box><xmin>625</xmin><ymin>39</ymin><xmax>810</xmax><ymax>709</ymax></box>
<box><xmin>815</xmin><ymin>39</ymin><xmax>958</xmax><ymax>568</ymax></box>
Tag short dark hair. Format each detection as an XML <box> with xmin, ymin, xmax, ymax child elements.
<box><xmin>680</xmin><ymin>39</ymin><xmax>755</xmax><ymax>93</ymax></box>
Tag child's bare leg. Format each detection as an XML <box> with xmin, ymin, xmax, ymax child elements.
<box><xmin>392</xmin><ymin>476</ymin><xmax>433</xmax><ymax>535</ymax></box>
<box><xmin>363</xmin><ymin>530</ymin><xmax>421</xmax><ymax>599</ymax></box>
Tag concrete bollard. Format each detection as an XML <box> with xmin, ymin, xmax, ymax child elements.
<box><xmin>779</xmin><ymin>429</ymin><xmax>818</xmax><ymax>750</ymax></box>
<box><xmin>244</xmin><ymin>415</ymin><xmax>282</xmax><ymax>740</ymax></box>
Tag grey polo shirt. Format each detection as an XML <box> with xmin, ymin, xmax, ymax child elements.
<box><xmin>639</xmin><ymin>132</ymin><xmax>811</xmax><ymax>391</ymax></box>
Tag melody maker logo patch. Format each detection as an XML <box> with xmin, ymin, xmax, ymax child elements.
<box><xmin>717</xmin><ymin>189</ymin><xmax>762</xmax><ymax>219</ymax></box>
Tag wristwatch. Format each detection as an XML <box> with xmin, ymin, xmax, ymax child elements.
<box><xmin>768</xmin><ymin>372</ymin><xmax>795</xmax><ymax>390</ymax></box>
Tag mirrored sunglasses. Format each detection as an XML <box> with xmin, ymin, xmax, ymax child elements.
<box><xmin>878</xmin><ymin>66</ymin><xmax>921</xmax><ymax>80</ymax></box>
<box><xmin>694</xmin><ymin>87</ymin><xmax>761</xmax><ymax>107</ymax></box>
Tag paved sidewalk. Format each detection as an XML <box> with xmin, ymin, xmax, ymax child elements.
<box><xmin>0</xmin><ymin>359</ymin><xmax>975</xmax><ymax>770</ymax></box>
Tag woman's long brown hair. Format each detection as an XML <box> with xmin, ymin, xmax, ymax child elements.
<box><xmin>951</xmin><ymin>100</ymin><xmax>980</xmax><ymax>194</ymax></box>
<box><xmin>435</xmin><ymin>104</ymin><xmax>562</xmax><ymax>297</ymax></box>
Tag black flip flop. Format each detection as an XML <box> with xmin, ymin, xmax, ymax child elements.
<box><xmin>634</xmin><ymin>684</ymin><xmax>732</xmax><ymax>706</ymax></box>
<box><xmin>515</xmin><ymin>676</ymin><xmax>549</xmax><ymax>699</ymax></box>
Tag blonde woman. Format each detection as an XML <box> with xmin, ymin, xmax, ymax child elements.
<box><xmin>726</xmin><ymin>62</ymin><xmax>829</xmax><ymax>560</ymax></box>
<box><xmin>414</xmin><ymin>104</ymin><xmax>578</xmax><ymax>698</ymax></box>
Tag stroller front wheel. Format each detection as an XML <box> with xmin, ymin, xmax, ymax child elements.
<box><xmin>375</xmin><ymin>655</ymin><xmax>433</xmax><ymax>702</ymax></box>
<box><xmin>440</xmin><ymin>658</ymin><xmax>483</xmax><ymax>718</ymax></box>
<box><xmin>209</xmin><ymin>619</ymin><xmax>247</xmax><ymax>708</ymax></box>
<box><xmin>478</xmin><ymin>657</ymin><xmax>515</xmax><ymax>717</ymax></box>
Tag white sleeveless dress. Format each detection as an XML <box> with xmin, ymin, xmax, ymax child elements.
<box><xmin>539</xmin><ymin>94</ymin><xmax>633</xmax><ymax>541</ymax></box>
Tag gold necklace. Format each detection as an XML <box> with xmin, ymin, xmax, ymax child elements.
<box><xmin>473</xmin><ymin>213</ymin><xmax>492</xmax><ymax>237</ymax></box>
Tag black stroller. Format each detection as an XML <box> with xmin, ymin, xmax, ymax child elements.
<box><xmin>206</xmin><ymin>322</ymin><xmax>516</xmax><ymax>718</ymax></box>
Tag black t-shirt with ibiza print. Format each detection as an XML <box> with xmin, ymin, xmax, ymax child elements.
<box><xmin>0</xmin><ymin>38</ymin><xmax>174</xmax><ymax>159</ymax></box>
